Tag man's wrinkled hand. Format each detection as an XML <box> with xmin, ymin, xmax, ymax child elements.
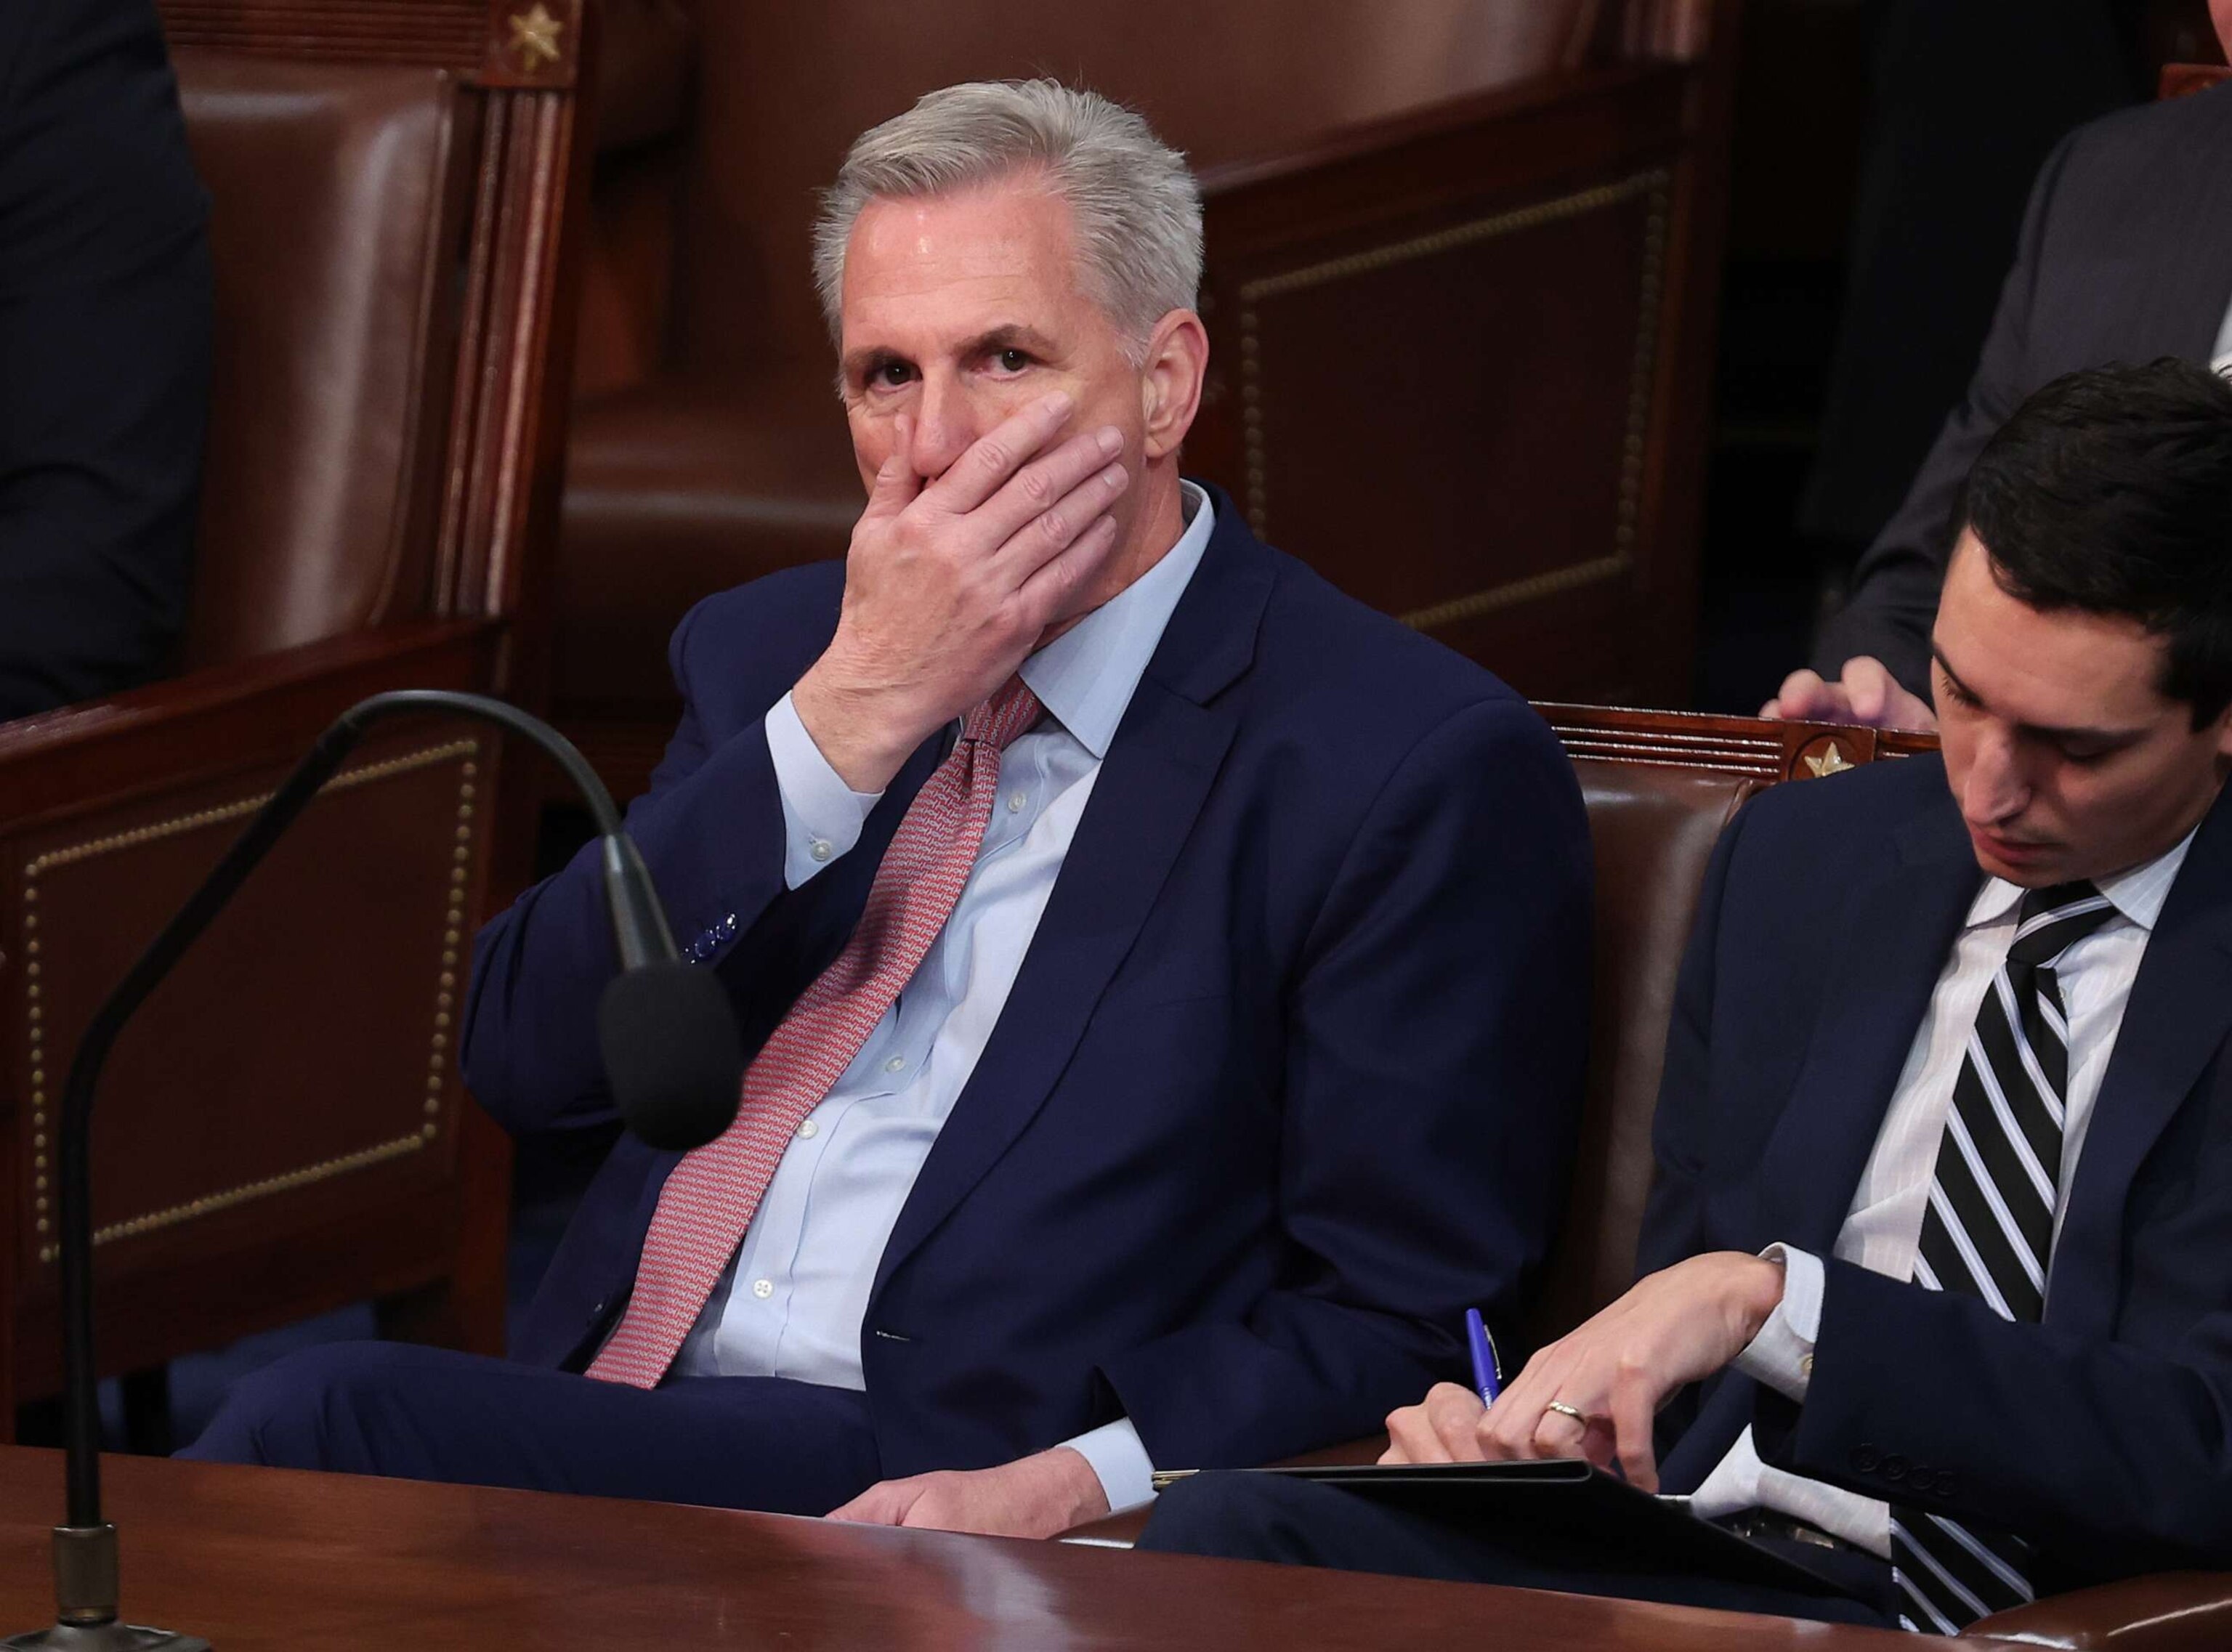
<box><xmin>825</xmin><ymin>1444</ymin><xmax>1111</xmax><ymax>1539</ymax></box>
<box><xmin>793</xmin><ymin>392</ymin><xmax>1132</xmax><ymax>793</ymax></box>
<box><xmin>1761</xmin><ymin>656</ymin><xmax>1937</xmax><ymax>732</ymax></box>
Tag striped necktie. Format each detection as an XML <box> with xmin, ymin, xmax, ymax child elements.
<box><xmin>1890</xmin><ymin>880</ymin><xmax>2116</xmax><ymax>1633</ymax></box>
<box><xmin>586</xmin><ymin>676</ymin><xmax>1044</xmax><ymax>1390</ymax></box>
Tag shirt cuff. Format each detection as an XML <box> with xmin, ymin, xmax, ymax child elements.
<box><xmin>764</xmin><ymin>690</ymin><xmax>883</xmax><ymax>889</ymax></box>
<box><xmin>1059</xmin><ymin>1417</ymin><xmax>1157</xmax><ymax>1515</ymax></box>
<box><xmin>1731</xmin><ymin>1242</ymin><xmax>1821</xmax><ymax>1404</ymax></box>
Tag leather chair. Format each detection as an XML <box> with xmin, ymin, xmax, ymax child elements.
<box><xmin>0</xmin><ymin>0</ymin><xmax>594</xmax><ymax>1428</ymax></box>
<box><xmin>555</xmin><ymin>0</ymin><xmax>1741</xmax><ymax>803</ymax></box>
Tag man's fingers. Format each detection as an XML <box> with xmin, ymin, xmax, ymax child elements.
<box><xmin>1765</xmin><ymin>669</ymin><xmax>1837</xmax><ymax>722</ymax></box>
<box><xmin>1014</xmin><ymin>512</ymin><xmax>1119</xmax><ymax>628</ymax></box>
<box><xmin>999</xmin><ymin>460</ymin><xmax>1131</xmax><ymax>578</ymax></box>
<box><xmin>1384</xmin><ymin>1396</ymin><xmax>1460</xmax><ymax>1465</ymax></box>
<box><xmin>827</xmin><ymin>1480</ymin><xmax>910</xmax><ymax>1523</ymax></box>
<box><xmin>961</xmin><ymin>424</ymin><xmax>1125</xmax><ymax>554</ymax></box>
<box><xmin>1422</xmin><ymin>1382</ymin><xmax>1489</xmax><ymax>1462</ymax></box>
<box><xmin>921</xmin><ymin>392</ymin><xmax>1076</xmax><ymax>517</ymax></box>
<box><xmin>1526</xmin><ymin>1405</ymin><xmax>1590</xmax><ymax>1462</ymax></box>
<box><xmin>1609</xmin><ymin>1377</ymin><xmax>1661</xmax><ymax>1492</ymax></box>
<box><xmin>1843</xmin><ymin>657</ymin><xmax>1892</xmax><ymax>722</ymax></box>
<box><xmin>860</xmin><ymin>413</ymin><xmax>922</xmax><ymax>525</ymax></box>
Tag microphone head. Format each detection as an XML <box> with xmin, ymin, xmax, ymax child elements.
<box><xmin>597</xmin><ymin>963</ymin><xmax>744</xmax><ymax>1151</ymax></box>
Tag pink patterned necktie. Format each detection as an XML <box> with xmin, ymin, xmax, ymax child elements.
<box><xmin>586</xmin><ymin>676</ymin><xmax>1044</xmax><ymax>1388</ymax></box>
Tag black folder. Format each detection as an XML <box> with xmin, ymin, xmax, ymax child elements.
<box><xmin>1152</xmin><ymin>1459</ymin><xmax>1855</xmax><ymax>1598</ymax></box>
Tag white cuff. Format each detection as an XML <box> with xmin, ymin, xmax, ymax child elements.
<box><xmin>765</xmin><ymin>691</ymin><xmax>883</xmax><ymax>888</ymax></box>
<box><xmin>1059</xmin><ymin>1417</ymin><xmax>1157</xmax><ymax>1515</ymax></box>
<box><xmin>1731</xmin><ymin>1242</ymin><xmax>1821</xmax><ymax>1404</ymax></box>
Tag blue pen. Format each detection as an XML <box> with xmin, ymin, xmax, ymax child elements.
<box><xmin>1465</xmin><ymin>1307</ymin><xmax>1503</xmax><ymax>1407</ymax></box>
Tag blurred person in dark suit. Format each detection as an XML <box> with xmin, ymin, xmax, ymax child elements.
<box><xmin>0</xmin><ymin>0</ymin><xmax>210</xmax><ymax>721</ymax></box>
<box><xmin>1766</xmin><ymin>6</ymin><xmax>2232</xmax><ymax>732</ymax></box>
<box><xmin>1149</xmin><ymin>360</ymin><xmax>2232</xmax><ymax>1632</ymax></box>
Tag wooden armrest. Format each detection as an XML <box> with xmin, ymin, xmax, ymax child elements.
<box><xmin>0</xmin><ymin>618</ymin><xmax>499</xmax><ymax>824</ymax></box>
<box><xmin>1057</xmin><ymin>1433</ymin><xmax>1391</xmax><ymax>1547</ymax></box>
<box><xmin>1962</xmin><ymin>1574</ymin><xmax>2232</xmax><ymax>1649</ymax></box>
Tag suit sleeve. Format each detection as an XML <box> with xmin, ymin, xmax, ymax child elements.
<box><xmin>461</xmin><ymin>600</ymin><xmax>794</xmax><ymax>1135</ymax></box>
<box><xmin>0</xmin><ymin>0</ymin><xmax>210</xmax><ymax>719</ymax></box>
<box><xmin>1101</xmin><ymin>698</ymin><xmax>1593</xmax><ymax>1467</ymax></box>
<box><xmin>1809</xmin><ymin>129</ymin><xmax>2078</xmax><ymax>696</ymax></box>
<box><xmin>1756</xmin><ymin>1259</ymin><xmax>2232</xmax><ymax>1570</ymax></box>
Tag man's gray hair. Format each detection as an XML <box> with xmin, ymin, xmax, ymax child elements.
<box><xmin>813</xmin><ymin>79</ymin><xmax>1203</xmax><ymax>362</ymax></box>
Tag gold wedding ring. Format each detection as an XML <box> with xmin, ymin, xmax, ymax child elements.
<box><xmin>1542</xmin><ymin>1401</ymin><xmax>1587</xmax><ymax>1424</ymax></box>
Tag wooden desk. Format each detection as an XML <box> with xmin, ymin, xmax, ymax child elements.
<box><xmin>0</xmin><ymin>1446</ymin><xmax>1922</xmax><ymax>1648</ymax></box>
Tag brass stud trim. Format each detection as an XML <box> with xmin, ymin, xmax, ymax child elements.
<box><xmin>23</xmin><ymin>742</ymin><xmax>479</xmax><ymax>875</ymax></box>
<box><xmin>39</xmin><ymin>1133</ymin><xmax>429</xmax><ymax>1265</ymax></box>
<box><xmin>20</xmin><ymin>737</ymin><xmax>480</xmax><ymax>1263</ymax></box>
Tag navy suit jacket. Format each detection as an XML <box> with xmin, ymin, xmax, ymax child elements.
<box><xmin>1645</xmin><ymin>753</ymin><xmax>2232</xmax><ymax>1587</ymax></box>
<box><xmin>464</xmin><ymin>487</ymin><xmax>1593</xmax><ymax>1481</ymax></box>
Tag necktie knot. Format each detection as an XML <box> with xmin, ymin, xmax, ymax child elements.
<box><xmin>2007</xmin><ymin>880</ymin><xmax>2116</xmax><ymax>971</ymax></box>
<box><xmin>961</xmin><ymin>675</ymin><xmax>1043</xmax><ymax>752</ymax></box>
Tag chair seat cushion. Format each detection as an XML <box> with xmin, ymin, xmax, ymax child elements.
<box><xmin>557</xmin><ymin>368</ymin><xmax>862</xmax><ymax>711</ymax></box>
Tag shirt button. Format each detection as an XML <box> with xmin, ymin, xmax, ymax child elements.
<box><xmin>796</xmin><ymin>1119</ymin><xmax>819</xmax><ymax>1139</ymax></box>
<box><xmin>1006</xmin><ymin>790</ymin><xmax>1027</xmax><ymax>814</ymax></box>
<box><xmin>884</xmin><ymin>1056</ymin><xmax>906</xmax><ymax>1074</ymax></box>
<box><xmin>809</xmin><ymin>839</ymin><xmax>833</xmax><ymax>863</ymax></box>
<box><xmin>751</xmin><ymin>1278</ymin><xmax>774</xmax><ymax>1300</ymax></box>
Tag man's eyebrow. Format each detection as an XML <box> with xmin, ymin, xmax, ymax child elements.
<box><xmin>839</xmin><ymin>344</ymin><xmax>907</xmax><ymax>381</ymax></box>
<box><xmin>958</xmin><ymin>323</ymin><xmax>1059</xmax><ymax>358</ymax></box>
<box><xmin>1930</xmin><ymin>644</ymin><xmax>2149</xmax><ymax>745</ymax></box>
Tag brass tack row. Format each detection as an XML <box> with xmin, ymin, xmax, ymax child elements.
<box><xmin>19</xmin><ymin>739</ymin><xmax>480</xmax><ymax>1256</ymax></box>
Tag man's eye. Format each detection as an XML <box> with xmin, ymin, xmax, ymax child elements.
<box><xmin>993</xmin><ymin>348</ymin><xmax>1031</xmax><ymax>373</ymax></box>
<box><xmin>868</xmin><ymin>361</ymin><xmax>913</xmax><ymax>389</ymax></box>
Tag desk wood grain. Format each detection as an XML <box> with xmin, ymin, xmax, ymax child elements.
<box><xmin>0</xmin><ymin>1446</ymin><xmax>1927</xmax><ymax>1648</ymax></box>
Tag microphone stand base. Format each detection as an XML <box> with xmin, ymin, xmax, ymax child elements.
<box><xmin>1</xmin><ymin>1629</ymin><xmax>209</xmax><ymax>1650</ymax></box>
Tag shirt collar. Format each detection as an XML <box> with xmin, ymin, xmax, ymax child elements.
<box><xmin>1017</xmin><ymin>481</ymin><xmax>1214</xmax><ymax>759</ymax></box>
<box><xmin>1966</xmin><ymin>825</ymin><xmax>2200</xmax><ymax>935</ymax></box>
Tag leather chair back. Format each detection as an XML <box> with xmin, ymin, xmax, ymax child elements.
<box><xmin>669</xmin><ymin>0</ymin><xmax>1617</xmax><ymax>379</ymax></box>
<box><xmin>179</xmin><ymin>56</ymin><xmax>466</xmax><ymax>668</ymax></box>
<box><xmin>1529</xmin><ymin>706</ymin><xmax>1938</xmax><ymax>1343</ymax></box>
<box><xmin>1529</xmin><ymin>760</ymin><xmax>1757</xmax><ymax>1343</ymax></box>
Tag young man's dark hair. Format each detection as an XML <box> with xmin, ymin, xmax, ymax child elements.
<box><xmin>1960</xmin><ymin>357</ymin><xmax>2232</xmax><ymax>724</ymax></box>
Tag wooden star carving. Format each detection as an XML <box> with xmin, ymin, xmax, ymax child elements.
<box><xmin>1803</xmin><ymin>742</ymin><xmax>1853</xmax><ymax>778</ymax></box>
<box><xmin>508</xmin><ymin>3</ymin><xmax>564</xmax><ymax>69</ymax></box>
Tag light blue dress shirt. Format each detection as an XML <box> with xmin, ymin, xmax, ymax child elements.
<box><xmin>671</xmin><ymin>484</ymin><xmax>1216</xmax><ymax>1514</ymax></box>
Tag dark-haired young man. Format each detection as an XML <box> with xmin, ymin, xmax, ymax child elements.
<box><xmin>1142</xmin><ymin>359</ymin><xmax>2232</xmax><ymax>1632</ymax></box>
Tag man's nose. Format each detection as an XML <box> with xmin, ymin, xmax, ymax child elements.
<box><xmin>907</xmin><ymin>373</ymin><xmax>978</xmax><ymax>482</ymax></box>
<box><xmin>1962</xmin><ymin>729</ymin><xmax>2031</xmax><ymax>825</ymax></box>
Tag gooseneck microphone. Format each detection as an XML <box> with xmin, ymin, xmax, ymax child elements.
<box><xmin>4</xmin><ymin>690</ymin><xmax>742</xmax><ymax>1650</ymax></box>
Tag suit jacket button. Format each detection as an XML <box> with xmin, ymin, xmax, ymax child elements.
<box><xmin>1881</xmin><ymin>1454</ymin><xmax>1907</xmax><ymax>1482</ymax></box>
<box><xmin>1933</xmin><ymin>1472</ymin><xmax>1957</xmax><ymax>1500</ymax></box>
<box><xmin>1852</xmin><ymin>1446</ymin><xmax>1879</xmax><ymax>1474</ymax></box>
<box><xmin>1906</xmin><ymin>1465</ymin><xmax>1933</xmax><ymax>1494</ymax></box>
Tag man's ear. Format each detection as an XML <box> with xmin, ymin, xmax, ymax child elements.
<box><xmin>1139</xmin><ymin>309</ymin><xmax>1208</xmax><ymax>461</ymax></box>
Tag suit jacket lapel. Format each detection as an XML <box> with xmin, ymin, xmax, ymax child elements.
<box><xmin>2050</xmin><ymin>787</ymin><xmax>2232</xmax><ymax>1337</ymax></box>
<box><xmin>873</xmin><ymin>500</ymin><xmax>1272</xmax><ymax>1290</ymax></box>
<box><xmin>1752</xmin><ymin>780</ymin><xmax>1981</xmax><ymax>1254</ymax></box>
